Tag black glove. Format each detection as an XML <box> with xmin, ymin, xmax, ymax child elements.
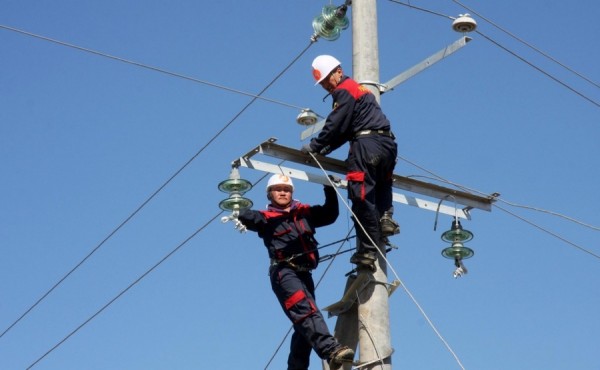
<box><xmin>328</xmin><ymin>174</ymin><xmax>342</xmax><ymax>183</ymax></box>
<box><xmin>325</xmin><ymin>174</ymin><xmax>342</xmax><ymax>187</ymax></box>
<box><xmin>300</xmin><ymin>142</ymin><xmax>315</xmax><ymax>154</ymax></box>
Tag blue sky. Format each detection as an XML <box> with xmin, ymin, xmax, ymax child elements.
<box><xmin>1</xmin><ymin>1</ymin><xmax>599</xmax><ymax>369</ymax></box>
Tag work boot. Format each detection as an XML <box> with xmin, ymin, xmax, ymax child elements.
<box><xmin>350</xmin><ymin>250</ymin><xmax>377</xmax><ymax>267</ymax></box>
<box><xmin>380</xmin><ymin>212</ymin><xmax>400</xmax><ymax>236</ymax></box>
<box><xmin>328</xmin><ymin>346</ymin><xmax>354</xmax><ymax>370</ymax></box>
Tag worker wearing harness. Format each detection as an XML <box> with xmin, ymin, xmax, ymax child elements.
<box><xmin>238</xmin><ymin>174</ymin><xmax>354</xmax><ymax>370</ymax></box>
<box><xmin>302</xmin><ymin>55</ymin><xmax>400</xmax><ymax>269</ymax></box>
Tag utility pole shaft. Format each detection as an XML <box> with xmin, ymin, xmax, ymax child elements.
<box><xmin>352</xmin><ymin>0</ymin><xmax>393</xmax><ymax>368</ymax></box>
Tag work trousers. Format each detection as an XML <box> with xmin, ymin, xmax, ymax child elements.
<box><xmin>346</xmin><ymin>135</ymin><xmax>398</xmax><ymax>252</ymax></box>
<box><xmin>270</xmin><ymin>265</ymin><xmax>339</xmax><ymax>370</ymax></box>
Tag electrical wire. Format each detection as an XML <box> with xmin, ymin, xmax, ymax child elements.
<box><xmin>494</xmin><ymin>198</ymin><xmax>600</xmax><ymax>231</ymax></box>
<box><xmin>1</xmin><ymin>39</ymin><xmax>316</xmax><ymax>341</ymax></box>
<box><xmin>451</xmin><ymin>0</ymin><xmax>600</xmax><ymax>90</ymax></box>
<box><xmin>474</xmin><ymin>30</ymin><xmax>600</xmax><ymax>108</ymax></box>
<box><xmin>397</xmin><ymin>155</ymin><xmax>600</xmax><ymax>259</ymax></box>
<box><xmin>308</xmin><ymin>153</ymin><xmax>467</xmax><ymax>370</ymax></box>
<box><xmin>407</xmin><ymin>174</ymin><xmax>600</xmax><ymax>232</ymax></box>
<box><xmin>26</xmin><ymin>212</ymin><xmax>222</xmax><ymax>369</ymax></box>
<box><xmin>6</xmin><ymin>4</ymin><xmax>596</xmax><ymax>368</ymax></box>
<box><xmin>384</xmin><ymin>0</ymin><xmax>600</xmax><ymax>108</ymax></box>
<box><xmin>0</xmin><ymin>24</ymin><xmax>308</xmax><ymax>111</ymax></box>
<box><xmin>26</xmin><ymin>171</ymin><xmax>275</xmax><ymax>368</ymax></box>
<box><xmin>387</xmin><ymin>0</ymin><xmax>454</xmax><ymax>20</ymax></box>
<box><xmin>493</xmin><ymin>203</ymin><xmax>600</xmax><ymax>260</ymax></box>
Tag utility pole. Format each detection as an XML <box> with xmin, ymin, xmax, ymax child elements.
<box><xmin>352</xmin><ymin>1</ymin><xmax>393</xmax><ymax>369</ymax></box>
<box><xmin>223</xmin><ymin>3</ymin><xmax>482</xmax><ymax>369</ymax></box>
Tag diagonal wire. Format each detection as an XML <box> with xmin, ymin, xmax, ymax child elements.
<box><xmin>0</xmin><ymin>24</ymin><xmax>306</xmax><ymax>111</ymax></box>
<box><xmin>27</xmin><ymin>173</ymin><xmax>273</xmax><ymax>368</ymax></box>
<box><xmin>401</xmin><ymin>158</ymin><xmax>600</xmax><ymax>232</ymax></box>
<box><xmin>398</xmin><ymin>155</ymin><xmax>600</xmax><ymax>259</ymax></box>
<box><xmin>387</xmin><ymin>0</ymin><xmax>454</xmax><ymax>20</ymax></box>
<box><xmin>407</xmin><ymin>173</ymin><xmax>600</xmax><ymax>232</ymax></box>
<box><xmin>0</xmin><ymin>39</ymin><xmax>316</xmax><ymax>340</ymax></box>
<box><xmin>308</xmin><ymin>153</ymin><xmax>467</xmax><ymax>370</ymax></box>
<box><xmin>474</xmin><ymin>30</ymin><xmax>600</xmax><ymax>108</ymax></box>
<box><xmin>493</xmin><ymin>203</ymin><xmax>600</xmax><ymax>260</ymax></box>
<box><xmin>25</xmin><ymin>212</ymin><xmax>222</xmax><ymax>369</ymax></box>
<box><xmin>385</xmin><ymin>0</ymin><xmax>600</xmax><ymax>108</ymax></box>
<box><xmin>452</xmin><ymin>0</ymin><xmax>600</xmax><ymax>90</ymax></box>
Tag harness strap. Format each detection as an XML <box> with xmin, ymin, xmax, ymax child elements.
<box><xmin>270</xmin><ymin>258</ymin><xmax>313</xmax><ymax>272</ymax></box>
<box><xmin>354</xmin><ymin>129</ymin><xmax>395</xmax><ymax>139</ymax></box>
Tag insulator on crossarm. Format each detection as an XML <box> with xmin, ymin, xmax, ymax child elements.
<box><xmin>452</xmin><ymin>14</ymin><xmax>477</xmax><ymax>33</ymax></box>
<box><xmin>312</xmin><ymin>4</ymin><xmax>350</xmax><ymax>41</ymax></box>
<box><xmin>296</xmin><ymin>109</ymin><xmax>319</xmax><ymax>126</ymax></box>
<box><xmin>219</xmin><ymin>193</ymin><xmax>253</xmax><ymax>212</ymax></box>
<box><xmin>440</xmin><ymin>219</ymin><xmax>475</xmax><ymax>278</ymax></box>
<box><xmin>441</xmin><ymin>219</ymin><xmax>474</xmax><ymax>243</ymax></box>
<box><xmin>218</xmin><ymin>167</ymin><xmax>252</xmax><ymax>194</ymax></box>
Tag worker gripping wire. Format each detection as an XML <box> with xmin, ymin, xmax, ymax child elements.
<box><xmin>225</xmin><ymin>173</ymin><xmax>355</xmax><ymax>369</ymax></box>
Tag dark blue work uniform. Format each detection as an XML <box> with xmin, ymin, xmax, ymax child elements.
<box><xmin>308</xmin><ymin>76</ymin><xmax>398</xmax><ymax>255</ymax></box>
<box><xmin>238</xmin><ymin>186</ymin><xmax>343</xmax><ymax>370</ymax></box>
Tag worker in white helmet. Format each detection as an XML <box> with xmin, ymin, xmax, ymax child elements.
<box><xmin>237</xmin><ymin>174</ymin><xmax>354</xmax><ymax>370</ymax></box>
<box><xmin>302</xmin><ymin>55</ymin><xmax>400</xmax><ymax>269</ymax></box>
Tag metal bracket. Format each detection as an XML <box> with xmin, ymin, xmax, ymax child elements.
<box><xmin>380</xmin><ymin>35</ymin><xmax>472</xmax><ymax>94</ymax></box>
<box><xmin>352</xmin><ymin>349</ymin><xmax>395</xmax><ymax>369</ymax></box>
<box><xmin>301</xmin><ymin>36</ymin><xmax>472</xmax><ymax>140</ymax></box>
<box><xmin>322</xmin><ymin>273</ymin><xmax>373</xmax><ymax>317</ymax></box>
<box><xmin>235</xmin><ymin>138</ymin><xmax>496</xmax><ymax>218</ymax></box>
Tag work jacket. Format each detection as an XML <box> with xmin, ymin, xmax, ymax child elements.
<box><xmin>310</xmin><ymin>76</ymin><xmax>392</xmax><ymax>155</ymax></box>
<box><xmin>238</xmin><ymin>186</ymin><xmax>338</xmax><ymax>269</ymax></box>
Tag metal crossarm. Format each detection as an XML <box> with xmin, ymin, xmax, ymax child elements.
<box><xmin>233</xmin><ymin>138</ymin><xmax>496</xmax><ymax>219</ymax></box>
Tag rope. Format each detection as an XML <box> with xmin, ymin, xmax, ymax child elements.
<box><xmin>308</xmin><ymin>152</ymin><xmax>467</xmax><ymax>370</ymax></box>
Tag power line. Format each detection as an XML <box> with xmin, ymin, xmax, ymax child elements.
<box><xmin>451</xmin><ymin>0</ymin><xmax>600</xmax><ymax>90</ymax></box>
<box><xmin>406</xmin><ymin>174</ymin><xmax>600</xmax><ymax>232</ymax></box>
<box><xmin>397</xmin><ymin>155</ymin><xmax>600</xmax><ymax>259</ymax></box>
<box><xmin>309</xmin><ymin>154</ymin><xmax>467</xmax><ymax>370</ymax></box>
<box><xmin>26</xmin><ymin>172</ymin><xmax>273</xmax><ymax>368</ymax></box>
<box><xmin>26</xmin><ymin>212</ymin><xmax>222</xmax><ymax>369</ymax></box>
<box><xmin>387</xmin><ymin>0</ymin><xmax>454</xmax><ymax>20</ymax></box>
<box><xmin>1</xmin><ymin>38</ymin><xmax>316</xmax><ymax>340</ymax></box>
<box><xmin>495</xmin><ymin>198</ymin><xmax>600</xmax><ymax>232</ymax></box>
<box><xmin>493</xmin><ymin>203</ymin><xmax>600</xmax><ymax>260</ymax></box>
<box><xmin>474</xmin><ymin>30</ymin><xmax>600</xmax><ymax>108</ymax></box>
<box><xmin>385</xmin><ymin>0</ymin><xmax>600</xmax><ymax>108</ymax></box>
<box><xmin>0</xmin><ymin>24</ymin><xmax>307</xmax><ymax>111</ymax></box>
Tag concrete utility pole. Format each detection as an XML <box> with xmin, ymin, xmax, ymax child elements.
<box><xmin>352</xmin><ymin>1</ymin><xmax>393</xmax><ymax>369</ymax></box>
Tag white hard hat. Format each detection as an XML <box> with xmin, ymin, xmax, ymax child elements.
<box><xmin>266</xmin><ymin>174</ymin><xmax>294</xmax><ymax>192</ymax></box>
<box><xmin>312</xmin><ymin>55</ymin><xmax>341</xmax><ymax>85</ymax></box>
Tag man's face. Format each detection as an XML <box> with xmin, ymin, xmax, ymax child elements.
<box><xmin>319</xmin><ymin>68</ymin><xmax>342</xmax><ymax>93</ymax></box>
<box><xmin>269</xmin><ymin>185</ymin><xmax>293</xmax><ymax>208</ymax></box>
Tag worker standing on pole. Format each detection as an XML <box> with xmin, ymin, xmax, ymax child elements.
<box><xmin>236</xmin><ymin>174</ymin><xmax>354</xmax><ymax>370</ymax></box>
<box><xmin>302</xmin><ymin>55</ymin><xmax>400</xmax><ymax>270</ymax></box>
